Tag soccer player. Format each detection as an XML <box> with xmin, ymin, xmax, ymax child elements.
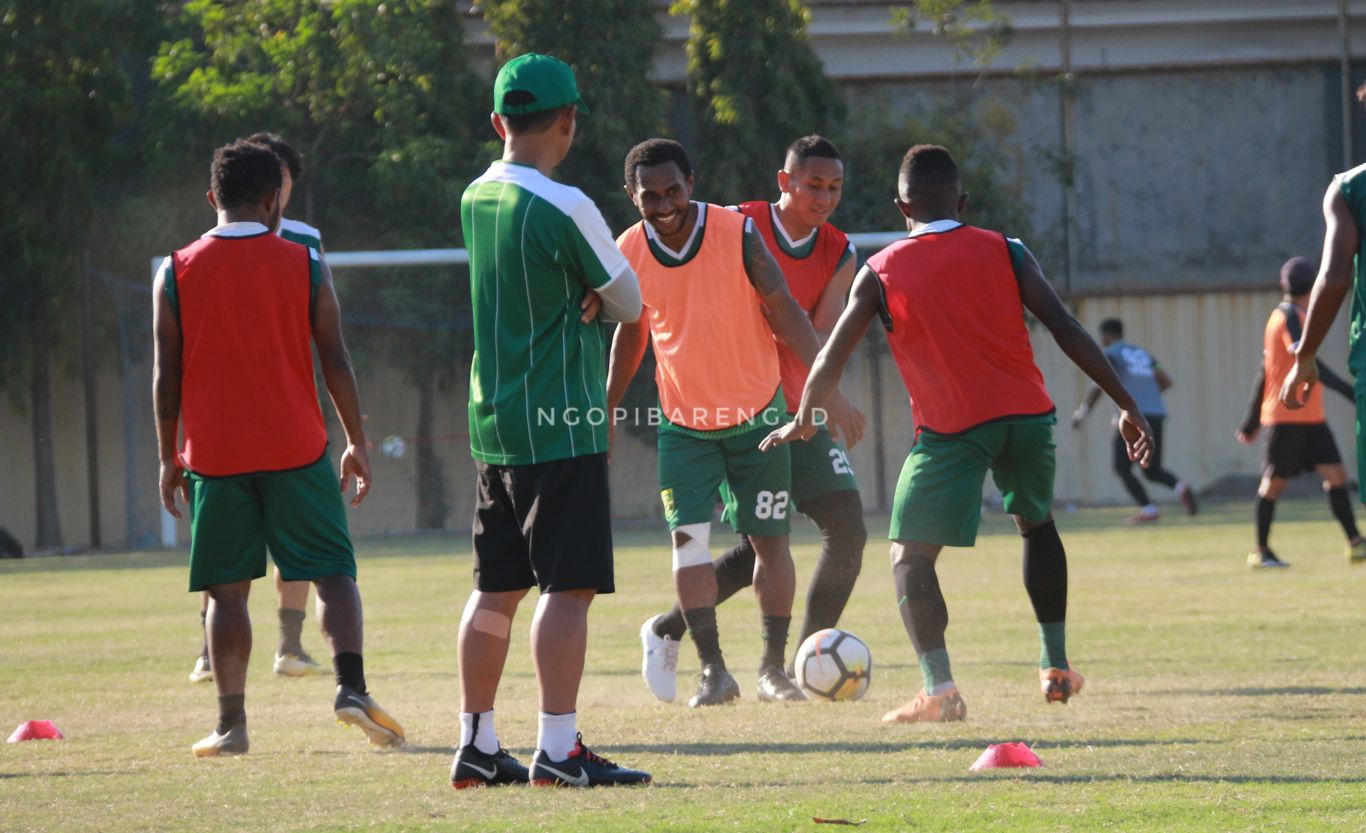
<box><xmin>154</xmin><ymin>139</ymin><xmax>404</xmax><ymax>756</ymax></box>
<box><xmin>638</xmin><ymin>135</ymin><xmax>868</xmax><ymax>702</ymax></box>
<box><xmin>1071</xmin><ymin>318</ymin><xmax>1197</xmax><ymax>523</ymax></box>
<box><xmin>1239</xmin><ymin>257</ymin><xmax>1364</xmax><ymax>567</ymax></box>
<box><xmin>608</xmin><ymin>138</ymin><xmax>860</xmax><ymax>708</ymax></box>
<box><xmin>762</xmin><ymin>144</ymin><xmax>1154</xmax><ymax>723</ymax></box>
<box><xmin>450</xmin><ymin>54</ymin><xmax>650</xmax><ymax>789</ymax></box>
<box><xmin>188</xmin><ymin>132</ymin><xmax>326</xmax><ymax>684</ymax></box>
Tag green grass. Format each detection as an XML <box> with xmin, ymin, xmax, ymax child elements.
<box><xmin>5</xmin><ymin>500</ymin><xmax>1366</xmax><ymax>832</ymax></box>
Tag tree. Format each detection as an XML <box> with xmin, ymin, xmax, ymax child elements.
<box><xmin>890</xmin><ymin>1</ymin><xmax>1012</xmax><ymax>68</ymax></box>
<box><xmin>0</xmin><ymin>0</ymin><xmax>150</xmax><ymax>549</ymax></box>
<box><xmin>480</xmin><ymin>0</ymin><xmax>666</xmax><ymax>228</ymax></box>
<box><xmin>151</xmin><ymin>0</ymin><xmax>483</xmax><ymax>529</ymax></box>
<box><xmin>670</xmin><ymin>0</ymin><xmax>845</xmax><ymax>206</ymax></box>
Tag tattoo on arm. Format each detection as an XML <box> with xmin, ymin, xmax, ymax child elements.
<box><xmin>742</xmin><ymin>225</ymin><xmax>788</xmax><ymax>295</ymax></box>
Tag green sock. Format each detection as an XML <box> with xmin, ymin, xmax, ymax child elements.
<box><xmin>918</xmin><ymin>649</ymin><xmax>953</xmax><ymax>692</ymax></box>
<box><xmin>1039</xmin><ymin>622</ymin><xmax>1068</xmax><ymax>670</ymax></box>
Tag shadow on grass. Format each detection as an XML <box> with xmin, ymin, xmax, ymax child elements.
<box><xmin>0</xmin><ymin>770</ymin><xmax>139</xmax><ymax>779</ymax></box>
<box><xmin>608</xmin><ymin>738</ymin><xmax>1216</xmax><ymax>755</ymax></box>
<box><xmin>1144</xmin><ymin>686</ymin><xmax>1366</xmax><ymax>697</ymax></box>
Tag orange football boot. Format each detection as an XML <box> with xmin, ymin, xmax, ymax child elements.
<box><xmin>882</xmin><ymin>688</ymin><xmax>967</xmax><ymax>723</ymax></box>
<box><xmin>1040</xmin><ymin>667</ymin><xmax>1085</xmax><ymax>704</ymax></box>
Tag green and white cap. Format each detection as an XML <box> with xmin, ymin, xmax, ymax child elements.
<box><xmin>493</xmin><ymin>53</ymin><xmax>588</xmax><ymax>115</ymax></box>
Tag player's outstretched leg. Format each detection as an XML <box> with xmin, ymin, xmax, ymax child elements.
<box><xmin>1114</xmin><ymin>430</ymin><xmax>1158</xmax><ymax>524</ymax></box>
<box><xmin>750</xmin><ymin>534</ymin><xmax>805</xmax><ymax>702</ymax></box>
<box><xmin>670</xmin><ymin>524</ymin><xmax>739</xmax><ymax>707</ymax></box>
<box><xmin>883</xmin><ymin>543</ymin><xmax>966</xmax><ymax>723</ymax></box>
<box><xmin>1317</xmin><ymin>465</ymin><xmax>1366</xmax><ymax>562</ymax></box>
<box><xmin>274</xmin><ymin>567</ymin><xmax>321</xmax><ymax>676</ymax></box>
<box><xmin>193</xmin><ymin>581</ymin><xmax>252</xmax><ymax>757</ymax></box>
<box><xmin>641</xmin><ymin>537</ymin><xmax>756</xmax><ymax>702</ymax></box>
<box><xmin>1019</xmin><ymin>518</ymin><xmax>1085</xmax><ymax>704</ymax></box>
<box><xmin>1249</xmin><ymin>477</ymin><xmax>1291</xmax><ymax>568</ymax></box>
<box><xmin>452</xmin><ymin>589</ymin><xmax>530</xmax><ymax>788</ymax></box>
<box><xmin>795</xmin><ymin>491</ymin><xmax>867</xmax><ymax>646</ymax></box>
<box><xmin>316</xmin><ymin>574</ymin><xmax>405</xmax><ymax>748</ymax></box>
<box><xmin>189</xmin><ymin>592</ymin><xmax>213</xmax><ymax>683</ymax></box>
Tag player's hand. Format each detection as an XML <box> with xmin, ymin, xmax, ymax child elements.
<box><xmin>159</xmin><ymin>461</ymin><xmax>188</xmax><ymax>518</ymax></box>
<box><xmin>339</xmin><ymin>442</ymin><xmax>372</xmax><ymax>507</ymax></box>
<box><xmin>1118</xmin><ymin>409</ymin><xmax>1154</xmax><ymax>468</ymax></box>
<box><xmin>1280</xmin><ymin>357</ymin><xmax>1318</xmax><ymax>409</ymax></box>
<box><xmin>760</xmin><ymin>418</ymin><xmax>819</xmax><ymax>451</ymax></box>
<box><xmin>580</xmin><ymin>290</ymin><xmax>603</xmax><ymax>323</ymax></box>
<box><xmin>824</xmin><ymin>392</ymin><xmax>866</xmax><ymax>449</ymax></box>
<box><xmin>1070</xmin><ymin>403</ymin><xmax>1089</xmax><ymax>430</ymax></box>
<box><xmin>1235</xmin><ymin>426</ymin><xmax>1259</xmax><ymax>446</ymax></box>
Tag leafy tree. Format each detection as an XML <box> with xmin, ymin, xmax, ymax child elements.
<box><xmin>890</xmin><ymin>0</ymin><xmax>1012</xmax><ymax>67</ymax></box>
<box><xmin>480</xmin><ymin>0</ymin><xmax>666</xmax><ymax>228</ymax></box>
<box><xmin>670</xmin><ymin>0</ymin><xmax>845</xmax><ymax>206</ymax></box>
<box><xmin>151</xmin><ymin>0</ymin><xmax>482</xmax><ymax>528</ymax></box>
<box><xmin>0</xmin><ymin>0</ymin><xmax>152</xmax><ymax>549</ymax></box>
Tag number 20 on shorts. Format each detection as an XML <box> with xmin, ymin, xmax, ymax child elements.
<box><xmin>755</xmin><ymin>490</ymin><xmax>790</xmax><ymax>519</ymax></box>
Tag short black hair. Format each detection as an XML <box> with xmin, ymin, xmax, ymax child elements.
<box><xmin>897</xmin><ymin>144</ymin><xmax>959</xmax><ymax>200</ymax></box>
<box><xmin>784</xmin><ymin>135</ymin><xmax>842</xmax><ymax>170</ymax></box>
<box><xmin>501</xmin><ymin>103</ymin><xmax>573</xmax><ymax>135</ymax></box>
<box><xmin>624</xmin><ymin>138</ymin><xmax>692</xmax><ymax>191</ymax></box>
<box><xmin>211</xmin><ymin>140</ymin><xmax>283</xmax><ymax>210</ymax></box>
<box><xmin>1100</xmin><ymin>317</ymin><xmax>1124</xmax><ymax>337</ymax></box>
<box><xmin>245</xmin><ymin>132</ymin><xmax>303</xmax><ymax>180</ymax></box>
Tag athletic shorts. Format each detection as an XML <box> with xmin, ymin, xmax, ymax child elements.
<box><xmin>1358</xmin><ymin>391</ymin><xmax>1366</xmax><ymax>502</ymax></box>
<box><xmin>1263</xmin><ymin>422</ymin><xmax>1342</xmax><ymax>479</ymax></box>
<box><xmin>472</xmin><ymin>453</ymin><xmax>614</xmax><ymax>594</ymax></box>
<box><xmin>890</xmin><ymin>416</ymin><xmax>1056</xmax><ymax>547</ymax></box>
<box><xmin>658</xmin><ymin>420</ymin><xmax>792</xmax><ymax>537</ymax></box>
<box><xmin>187</xmin><ymin>452</ymin><xmax>354</xmax><ymax>592</ymax></box>
<box><xmin>789</xmin><ymin>418</ymin><xmax>860</xmax><ymax>510</ymax></box>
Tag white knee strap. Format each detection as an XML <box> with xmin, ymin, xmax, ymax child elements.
<box><xmin>672</xmin><ymin>522</ymin><xmax>712</xmax><ymax>570</ymax></box>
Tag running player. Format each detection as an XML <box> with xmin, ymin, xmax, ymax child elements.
<box><xmin>188</xmin><ymin>132</ymin><xmax>325</xmax><ymax>684</ymax></box>
<box><xmin>609</xmin><ymin>138</ymin><xmax>860</xmax><ymax>707</ymax></box>
<box><xmin>1071</xmin><ymin>318</ymin><xmax>1197</xmax><ymax>523</ymax></box>
<box><xmin>1239</xmin><ymin>257</ymin><xmax>1364</xmax><ymax>567</ymax></box>
<box><xmin>451</xmin><ymin>54</ymin><xmax>650</xmax><ymax>789</ymax></box>
<box><xmin>638</xmin><ymin>135</ymin><xmax>867</xmax><ymax>702</ymax></box>
<box><xmin>762</xmin><ymin>144</ymin><xmax>1153</xmax><ymax>722</ymax></box>
<box><xmin>155</xmin><ymin>139</ymin><xmax>404</xmax><ymax>756</ymax></box>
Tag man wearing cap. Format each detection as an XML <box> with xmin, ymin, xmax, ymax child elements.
<box><xmin>1239</xmin><ymin>257</ymin><xmax>1364</xmax><ymax>568</ymax></box>
<box><xmin>449</xmin><ymin>53</ymin><xmax>650</xmax><ymax>789</ymax></box>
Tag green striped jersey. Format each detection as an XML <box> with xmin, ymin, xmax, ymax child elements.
<box><xmin>462</xmin><ymin>160</ymin><xmax>631</xmax><ymax>465</ymax></box>
<box><xmin>1337</xmin><ymin>164</ymin><xmax>1366</xmax><ymax>378</ymax></box>
<box><xmin>279</xmin><ymin>217</ymin><xmax>323</xmax><ymax>250</ymax></box>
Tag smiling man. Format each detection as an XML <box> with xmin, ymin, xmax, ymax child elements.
<box><xmin>637</xmin><ymin>136</ymin><xmax>868</xmax><ymax>703</ymax></box>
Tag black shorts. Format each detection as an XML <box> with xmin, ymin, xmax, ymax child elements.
<box><xmin>1262</xmin><ymin>423</ymin><xmax>1342</xmax><ymax>479</ymax></box>
<box><xmin>472</xmin><ymin>453</ymin><xmax>614</xmax><ymax>594</ymax></box>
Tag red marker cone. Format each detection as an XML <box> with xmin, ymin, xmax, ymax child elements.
<box><xmin>7</xmin><ymin>720</ymin><xmax>65</xmax><ymax>742</ymax></box>
<box><xmin>969</xmin><ymin>741</ymin><xmax>1041</xmax><ymax>770</ymax></box>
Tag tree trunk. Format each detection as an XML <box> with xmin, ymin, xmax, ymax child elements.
<box><xmin>31</xmin><ymin>348</ymin><xmax>63</xmax><ymax>550</ymax></box>
<box><xmin>414</xmin><ymin>376</ymin><xmax>447</xmax><ymax>530</ymax></box>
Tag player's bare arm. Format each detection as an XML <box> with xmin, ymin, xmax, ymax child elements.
<box><xmin>152</xmin><ymin>264</ymin><xmax>188</xmax><ymax>517</ymax></box>
<box><xmin>809</xmin><ymin>253</ymin><xmax>857</xmax><ymax>344</ymax></box>
<box><xmin>1071</xmin><ymin>384</ymin><xmax>1103</xmax><ymax>429</ymax></box>
<box><xmin>762</xmin><ymin>267</ymin><xmax>880</xmax><ymax>451</ymax></box>
<box><xmin>606</xmin><ymin>319</ymin><xmax>651</xmax><ymax>450</ymax></box>
<box><xmin>743</xmin><ymin>226</ymin><xmax>864</xmax><ymax>446</ymax></box>
<box><xmin>311</xmin><ymin>258</ymin><xmax>371</xmax><ymax>506</ymax></box>
<box><xmin>1283</xmin><ymin>184</ymin><xmax>1359</xmax><ymax>408</ymax></box>
<box><xmin>1155</xmin><ymin>367</ymin><xmax>1173</xmax><ymax>392</ymax></box>
<box><xmin>1015</xmin><ymin>246</ymin><xmax>1154</xmax><ymax>466</ymax></box>
<box><xmin>1236</xmin><ymin>366</ymin><xmax>1265</xmax><ymax>445</ymax></box>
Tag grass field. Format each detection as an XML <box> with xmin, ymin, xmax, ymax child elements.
<box><xmin>5</xmin><ymin>499</ymin><xmax>1366</xmax><ymax>832</ymax></box>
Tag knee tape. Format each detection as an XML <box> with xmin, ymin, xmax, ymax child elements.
<box><xmin>672</xmin><ymin>522</ymin><xmax>712</xmax><ymax>570</ymax></box>
<box><xmin>469</xmin><ymin>609</ymin><xmax>512</xmax><ymax>640</ymax></box>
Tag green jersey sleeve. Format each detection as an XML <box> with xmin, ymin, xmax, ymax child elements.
<box><xmin>562</xmin><ymin>199</ymin><xmax>629</xmax><ymax>290</ymax></box>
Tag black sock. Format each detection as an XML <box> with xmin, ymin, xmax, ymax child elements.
<box><xmin>333</xmin><ymin>652</ymin><xmax>367</xmax><ymax>695</ymax></box>
<box><xmin>798</xmin><ymin>491</ymin><xmax>867</xmax><ymax>644</ymax></box>
<box><xmin>682</xmin><ymin>607</ymin><xmax>724</xmax><ymax>669</ymax></box>
<box><xmin>1328</xmin><ymin>487</ymin><xmax>1360</xmax><ymax>540</ymax></box>
<box><xmin>199</xmin><ymin>610</ymin><xmax>209</xmax><ymax>659</ymax></box>
<box><xmin>1022</xmin><ymin>521</ymin><xmax>1068</xmax><ymax>623</ymax></box>
<box><xmin>278</xmin><ymin>608</ymin><xmax>306</xmax><ymax>657</ymax></box>
<box><xmin>760</xmin><ymin>615</ymin><xmax>790</xmax><ymax>670</ymax></box>
<box><xmin>892</xmin><ymin>553</ymin><xmax>948</xmax><ymax>656</ymax></box>
<box><xmin>1256</xmin><ymin>497</ymin><xmax>1276</xmax><ymax>550</ymax></box>
<box><xmin>654</xmin><ymin>539</ymin><xmax>757</xmax><ymax>641</ymax></box>
<box><xmin>217</xmin><ymin>694</ymin><xmax>245</xmax><ymax>734</ymax></box>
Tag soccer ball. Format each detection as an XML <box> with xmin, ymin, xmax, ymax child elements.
<box><xmin>793</xmin><ymin>628</ymin><xmax>871</xmax><ymax>701</ymax></box>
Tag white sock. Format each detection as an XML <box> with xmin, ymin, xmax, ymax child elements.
<box><xmin>929</xmin><ymin>681</ymin><xmax>957</xmax><ymax>697</ymax></box>
<box><xmin>537</xmin><ymin>711</ymin><xmax>578</xmax><ymax>762</ymax></box>
<box><xmin>1176</xmin><ymin>481</ymin><xmax>1189</xmax><ymax>494</ymax></box>
<box><xmin>459</xmin><ymin>709</ymin><xmax>498</xmax><ymax>755</ymax></box>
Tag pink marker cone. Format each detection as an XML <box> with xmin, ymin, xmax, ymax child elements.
<box><xmin>7</xmin><ymin>720</ymin><xmax>65</xmax><ymax>743</ymax></box>
<box><xmin>969</xmin><ymin>741</ymin><xmax>1041</xmax><ymax>770</ymax></box>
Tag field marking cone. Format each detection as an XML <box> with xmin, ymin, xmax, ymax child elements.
<box><xmin>969</xmin><ymin>741</ymin><xmax>1041</xmax><ymax>771</ymax></box>
<box><xmin>8</xmin><ymin>720</ymin><xmax>65</xmax><ymax>743</ymax></box>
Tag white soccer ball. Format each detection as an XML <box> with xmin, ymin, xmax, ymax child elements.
<box><xmin>793</xmin><ymin>628</ymin><xmax>872</xmax><ymax>702</ymax></box>
<box><xmin>379</xmin><ymin>435</ymin><xmax>407</xmax><ymax>460</ymax></box>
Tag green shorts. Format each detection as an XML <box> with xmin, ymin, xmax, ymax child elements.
<box><xmin>789</xmin><ymin>418</ymin><xmax>860</xmax><ymax>510</ymax></box>
<box><xmin>658</xmin><ymin>419</ymin><xmax>792</xmax><ymax>537</ymax></box>
<box><xmin>186</xmin><ymin>453</ymin><xmax>355</xmax><ymax>592</ymax></box>
<box><xmin>890</xmin><ymin>416</ymin><xmax>1056</xmax><ymax>547</ymax></box>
